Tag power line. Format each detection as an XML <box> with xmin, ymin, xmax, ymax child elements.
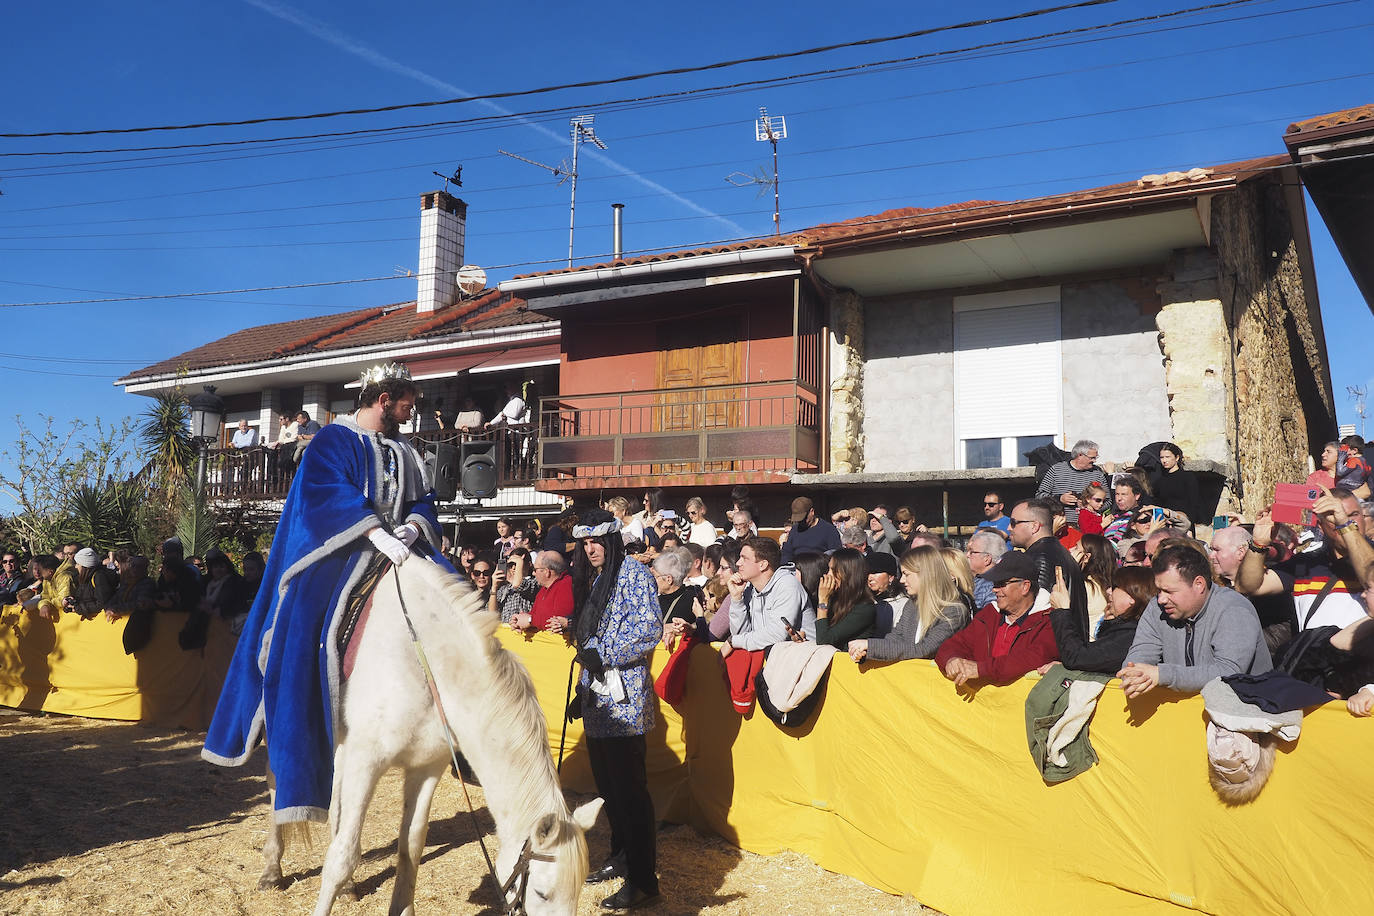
<box><xmin>1</xmin><ymin>0</ymin><xmax>1131</xmax><ymax>139</ymax></box>
<box><xmin>0</xmin><ymin>0</ymin><xmax>1338</xmax><ymax>218</ymax></box>
<box><xmin>1</xmin><ymin>0</ymin><xmax>1297</xmax><ymax>170</ymax></box>
<box><xmin>0</xmin><ymin>151</ymin><xmax>1358</xmax><ymax>309</ymax></box>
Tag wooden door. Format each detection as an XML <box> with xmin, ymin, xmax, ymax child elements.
<box><xmin>655</xmin><ymin>319</ymin><xmax>742</xmax><ymax>472</ymax></box>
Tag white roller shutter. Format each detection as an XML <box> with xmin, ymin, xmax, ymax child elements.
<box><xmin>953</xmin><ymin>288</ymin><xmax>1061</xmax><ymax>454</ymax></box>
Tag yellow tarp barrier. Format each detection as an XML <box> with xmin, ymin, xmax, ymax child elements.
<box><xmin>500</xmin><ymin>629</ymin><xmax>1374</xmax><ymax>916</ymax></box>
<box><xmin>0</xmin><ymin>605</ymin><xmax>221</xmax><ymax>728</ymax></box>
<box><xmin>5</xmin><ymin>605</ymin><xmax>1370</xmax><ymax>914</ymax></box>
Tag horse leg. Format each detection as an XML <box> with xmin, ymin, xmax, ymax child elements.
<box><xmin>329</xmin><ymin>741</ymin><xmax>360</xmax><ymax>903</ymax></box>
<box><xmin>258</xmin><ymin>762</ymin><xmax>288</xmax><ymax>890</ymax></box>
<box><xmin>387</xmin><ymin>764</ymin><xmax>444</xmax><ymax>916</ymax></box>
<box><xmin>312</xmin><ymin>750</ymin><xmax>386</xmax><ymax>916</ymax></box>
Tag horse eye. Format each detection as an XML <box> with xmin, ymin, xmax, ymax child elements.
<box><xmin>533</xmin><ymin>889</ymin><xmax>549</xmax><ymax>902</ymax></box>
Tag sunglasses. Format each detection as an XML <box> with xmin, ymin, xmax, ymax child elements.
<box><xmin>984</xmin><ymin>501</ymin><xmax>1000</xmax><ymax>507</ymax></box>
<box><xmin>471</xmin><ymin>568</ymin><xmax>493</xmax><ymax>577</ymax></box>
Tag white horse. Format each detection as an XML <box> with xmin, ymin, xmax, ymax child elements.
<box><xmin>257</xmin><ymin>556</ymin><xmax>600</xmax><ymax>916</ymax></box>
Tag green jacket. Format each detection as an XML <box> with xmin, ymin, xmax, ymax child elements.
<box><xmin>1025</xmin><ymin>663</ymin><xmax>1113</xmax><ymax>784</ymax></box>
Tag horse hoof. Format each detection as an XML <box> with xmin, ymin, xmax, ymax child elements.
<box><xmin>257</xmin><ymin>875</ymin><xmax>287</xmax><ymax>891</ymax></box>
<box><xmin>339</xmin><ymin>883</ymin><xmax>359</xmax><ymax>902</ymax></box>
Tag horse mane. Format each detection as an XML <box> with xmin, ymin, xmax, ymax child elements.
<box><xmin>396</xmin><ymin>560</ymin><xmax>574</xmax><ymax>839</ymax></box>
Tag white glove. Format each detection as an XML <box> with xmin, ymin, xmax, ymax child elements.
<box><xmin>368</xmin><ymin>528</ymin><xmax>410</xmax><ymax>566</ymax></box>
<box><xmin>394</xmin><ymin>523</ymin><xmax>420</xmax><ymax>547</ymax></box>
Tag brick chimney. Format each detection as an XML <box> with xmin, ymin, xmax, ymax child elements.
<box><xmin>417</xmin><ymin>190</ymin><xmax>467</xmax><ymax>314</ymax></box>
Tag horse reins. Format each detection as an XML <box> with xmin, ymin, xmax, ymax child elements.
<box><xmin>389</xmin><ymin>564</ymin><xmax>553</xmax><ymax>915</ymax></box>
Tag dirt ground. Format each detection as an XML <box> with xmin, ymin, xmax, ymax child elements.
<box><xmin>0</xmin><ymin>711</ymin><xmax>936</xmax><ymax>915</ymax></box>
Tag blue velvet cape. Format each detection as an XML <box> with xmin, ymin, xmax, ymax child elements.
<box><xmin>202</xmin><ymin>416</ymin><xmax>447</xmax><ymax>822</ymax></box>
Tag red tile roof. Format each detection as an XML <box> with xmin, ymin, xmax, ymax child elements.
<box><xmin>119</xmin><ymin>290</ymin><xmax>542</xmax><ymax>382</ymax></box>
<box><xmin>1286</xmin><ymin>104</ymin><xmax>1374</xmax><ymax>137</ymax></box>
<box><xmin>512</xmin><ymin>155</ymin><xmax>1287</xmax><ymax>278</ymax></box>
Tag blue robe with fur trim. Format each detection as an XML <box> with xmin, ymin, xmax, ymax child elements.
<box><xmin>202</xmin><ymin>416</ymin><xmax>448</xmax><ymax>823</ymax></box>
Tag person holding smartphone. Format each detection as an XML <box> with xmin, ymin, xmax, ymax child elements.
<box><xmin>490</xmin><ymin>547</ymin><xmax>536</xmax><ymax>624</ymax></box>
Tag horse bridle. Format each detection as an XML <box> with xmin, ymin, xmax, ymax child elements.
<box><xmin>501</xmin><ymin>838</ymin><xmax>558</xmax><ymax>915</ymax></box>
<box><xmin>389</xmin><ymin>564</ymin><xmax>559</xmax><ymax>916</ymax></box>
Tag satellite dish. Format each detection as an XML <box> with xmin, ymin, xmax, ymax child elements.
<box><xmin>455</xmin><ymin>265</ymin><xmax>487</xmax><ymax>297</ymax></box>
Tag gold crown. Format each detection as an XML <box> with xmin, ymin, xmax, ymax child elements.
<box><xmin>359</xmin><ymin>362</ymin><xmax>412</xmax><ymax>387</ymax></box>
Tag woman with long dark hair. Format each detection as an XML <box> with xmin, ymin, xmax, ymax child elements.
<box><xmin>814</xmin><ymin>547</ymin><xmax>877</xmax><ymax>647</ymax></box>
<box><xmin>1154</xmin><ymin>441</ymin><xmax>1200</xmax><ymax>526</ymax></box>
<box><xmin>1049</xmin><ymin>564</ymin><xmax>1152</xmax><ymax>674</ymax></box>
<box><xmin>849</xmin><ymin>546</ymin><xmax>969</xmax><ymax>662</ymax></box>
<box><xmin>569</xmin><ymin>509</ymin><xmax>663</xmax><ymax>909</ymax></box>
<box><xmin>1070</xmin><ymin>533</ymin><xmax>1116</xmax><ymax>635</ymax></box>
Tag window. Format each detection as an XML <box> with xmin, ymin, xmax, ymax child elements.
<box><xmin>953</xmin><ymin>287</ymin><xmax>1062</xmax><ymax>469</ymax></box>
<box><xmin>964</xmin><ymin>438</ymin><xmax>1003</xmax><ymax>469</ymax></box>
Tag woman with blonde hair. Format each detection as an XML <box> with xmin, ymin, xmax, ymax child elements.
<box><xmin>605</xmin><ymin>495</ymin><xmax>645</xmax><ymax>547</ymax></box>
<box><xmin>848</xmin><ymin>546</ymin><xmax>970</xmax><ymax>662</ymax></box>
<box><xmin>940</xmin><ymin>547</ymin><xmax>978</xmax><ymax>615</ymax></box>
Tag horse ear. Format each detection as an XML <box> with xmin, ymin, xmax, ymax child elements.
<box><xmin>534</xmin><ymin>812</ymin><xmax>559</xmax><ymax>845</ymax></box>
<box><xmin>571</xmin><ymin>797</ymin><xmax>604</xmax><ymax>833</ymax></box>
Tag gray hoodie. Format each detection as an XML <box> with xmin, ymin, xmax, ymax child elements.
<box><xmin>729</xmin><ymin>569</ymin><xmax>817</xmax><ymax>651</ymax></box>
<box><xmin>1123</xmin><ymin>584</ymin><xmax>1271</xmax><ymax>693</ymax></box>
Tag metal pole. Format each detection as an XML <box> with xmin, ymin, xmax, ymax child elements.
<box><xmin>772</xmin><ymin>136</ymin><xmax>781</xmax><ymax>236</ymax></box>
<box><xmin>612</xmin><ymin>203</ymin><xmax>624</xmax><ymax>260</ymax></box>
<box><xmin>195</xmin><ymin>439</ymin><xmax>208</xmax><ymax>498</ymax></box>
<box><xmin>567</xmin><ymin>130</ymin><xmax>580</xmax><ymax>268</ymax></box>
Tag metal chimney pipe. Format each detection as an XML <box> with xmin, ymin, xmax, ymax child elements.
<box><xmin>612</xmin><ymin>203</ymin><xmax>624</xmax><ymax>261</ymax></box>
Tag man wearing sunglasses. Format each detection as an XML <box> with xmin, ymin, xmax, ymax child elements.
<box><xmin>976</xmin><ymin>492</ymin><xmax>1012</xmax><ymax>539</ymax></box>
<box><xmin>0</xmin><ymin>553</ymin><xmax>30</xmax><ymax>605</ymax></box>
<box><xmin>935</xmin><ymin>551</ymin><xmax>1058</xmax><ymax>687</ymax></box>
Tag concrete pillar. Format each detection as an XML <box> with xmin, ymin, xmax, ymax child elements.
<box><xmin>258</xmin><ymin>389</ymin><xmax>280</xmax><ymax>439</ymax></box>
<box><xmin>1154</xmin><ymin>248</ymin><xmax>1231</xmax><ymax>469</ymax></box>
<box><xmin>301</xmin><ymin>382</ymin><xmax>327</xmax><ymax>427</ymax></box>
<box><xmin>828</xmin><ymin>290</ymin><xmax>865</xmax><ymax>474</ymax></box>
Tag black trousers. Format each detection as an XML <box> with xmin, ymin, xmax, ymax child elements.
<box><xmin>586</xmin><ymin>733</ymin><xmax>658</xmax><ymax>894</ymax></box>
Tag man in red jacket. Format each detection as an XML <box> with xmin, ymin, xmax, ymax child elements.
<box><xmin>935</xmin><ymin>551</ymin><xmax>1058</xmax><ymax>687</ymax></box>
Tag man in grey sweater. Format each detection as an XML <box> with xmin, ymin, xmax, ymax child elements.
<box><xmin>1119</xmin><ymin>543</ymin><xmax>1271</xmax><ymax>697</ymax></box>
<box><xmin>728</xmin><ymin>536</ymin><xmax>816</xmax><ymax>650</ymax></box>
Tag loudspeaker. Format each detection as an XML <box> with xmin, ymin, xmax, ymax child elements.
<box><xmin>459</xmin><ymin>440</ymin><xmax>499</xmax><ymax>499</ymax></box>
<box><xmin>431</xmin><ymin>442</ymin><xmax>458</xmax><ymax>502</ymax></box>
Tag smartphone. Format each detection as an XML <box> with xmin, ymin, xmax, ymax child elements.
<box><xmin>779</xmin><ymin>616</ymin><xmax>797</xmax><ymax>637</ymax></box>
<box><xmin>1273</xmin><ymin>483</ymin><xmax>1319</xmax><ymax>526</ymax></box>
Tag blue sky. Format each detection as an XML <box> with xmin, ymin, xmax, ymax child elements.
<box><xmin>1</xmin><ymin>0</ymin><xmax>1372</xmax><ymax>468</ymax></box>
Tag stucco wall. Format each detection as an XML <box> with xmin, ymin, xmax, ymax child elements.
<box><xmin>863</xmin><ymin>294</ymin><xmax>955</xmax><ymax>472</ymax></box>
<box><xmin>863</xmin><ymin>279</ymin><xmax>1171</xmax><ymax>474</ymax></box>
<box><xmin>1061</xmin><ymin>280</ymin><xmax>1172</xmax><ymax>462</ymax></box>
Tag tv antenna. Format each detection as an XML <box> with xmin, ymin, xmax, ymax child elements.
<box><xmin>1349</xmin><ymin>385</ymin><xmax>1368</xmax><ymax>439</ymax></box>
<box><xmin>431</xmin><ymin>165</ymin><xmax>462</xmax><ymax>193</ymax></box>
<box><xmin>500</xmin><ymin>114</ymin><xmax>608</xmax><ymax>267</ymax></box>
<box><xmin>753</xmin><ymin>107</ymin><xmax>787</xmax><ymax>234</ymax></box>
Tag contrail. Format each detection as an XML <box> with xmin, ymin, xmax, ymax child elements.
<box><xmin>242</xmin><ymin>0</ymin><xmax>749</xmax><ymax>239</ymax></box>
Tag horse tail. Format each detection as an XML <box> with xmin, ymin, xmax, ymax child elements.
<box><xmin>280</xmin><ymin>821</ymin><xmax>315</xmax><ymax>853</ymax></box>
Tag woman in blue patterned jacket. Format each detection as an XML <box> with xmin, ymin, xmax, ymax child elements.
<box><xmin>571</xmin><ymin>508</ymin><xmax>664</xmax><ymax>911</ymax></box>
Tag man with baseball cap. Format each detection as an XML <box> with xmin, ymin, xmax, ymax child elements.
<box><xmin>934</xmin><ymin>551</ymin><xmax>1059</xmax><ymax>688</ymax></box>
<box><xmin>781</xmin><ymin>496</ymin><xmax>841</xmax><ymax>564</ymax></box>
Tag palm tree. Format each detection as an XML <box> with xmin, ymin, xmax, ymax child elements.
<box><xmin>138</xmin><ymin>390</ymin><xmax>194</xmax><ymax>498</ymax></box>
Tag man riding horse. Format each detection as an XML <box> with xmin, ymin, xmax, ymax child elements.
<box><xmin>204</xmin><ymin>362</ymin><xmax>451</xmax><ymax>822</ymax></box>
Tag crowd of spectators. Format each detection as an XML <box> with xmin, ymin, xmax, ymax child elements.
<box><xmin>444</xmin><ymin>434</ymin><xmax>1374</xmax><ymax>724</ymax></box>
<box><xmin>6</xmin><ymin>537</ymin><xmax>266</xmax><ymax>650</ymax></box>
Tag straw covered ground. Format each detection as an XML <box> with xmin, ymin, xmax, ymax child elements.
<box><xmin>0</xmin><ymin>712</ymin><xmax>936</xmax><ymax>915</ymax></box>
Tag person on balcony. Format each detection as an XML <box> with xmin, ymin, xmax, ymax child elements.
<box><xmin>684</xmin><ymin>497</ymin><xmax>718</xmax><ymax>548</ymax></box>
<box><xmin>267</xmin><ymin>414</ymin><xmax>299</xmax><ymax>483</ymax></box>
<box><xmin>231</xmin><ymin>420</ymin><xmax>258</xmax><ymax>449</ymax></box>
<box><xmin>453</xmin><ymin>395</ymin><xmax>484</xmax><ymax>434</ymax></box>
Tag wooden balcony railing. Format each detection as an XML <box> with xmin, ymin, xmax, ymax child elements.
<box><xmin>201</xmin><ymin>426</ymin><xmax>538</xmax><ymax>502</ymax></box>
<box><xmin>537</xmin><ymin>380</ymin><xmax>821</xmax><ymax>482</ymax></box>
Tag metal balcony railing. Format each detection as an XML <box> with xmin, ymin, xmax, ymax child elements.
<box><xmin>201</xmin><ymin>426</ymin><xmax>538</xmax><ymax>501</ymax></box>
<box><xmin>537</xmin><ymin>380</ymin><xmax>821</xmax><ymax>481</ymax></box>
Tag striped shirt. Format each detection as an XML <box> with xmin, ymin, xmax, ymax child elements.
<box><xmin>1036</xmin><ymin>460</ymin><xmax>1109</xmax><ymax>526</ymax></box>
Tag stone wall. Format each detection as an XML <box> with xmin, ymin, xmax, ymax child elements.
<box><xmin>828</xmin><ymin>290</ymin><xmax>866</xmax><ymax>473</ymax></box>
<box><xmin>1154</xmin><ymin>247</ymin><xmax>1232</xmax><ymax>468</ymax></box>
<box><xmin>1210</xmin><ymin>178</ymin><xmax>1337</xmax><ymax>516</ymax></box>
